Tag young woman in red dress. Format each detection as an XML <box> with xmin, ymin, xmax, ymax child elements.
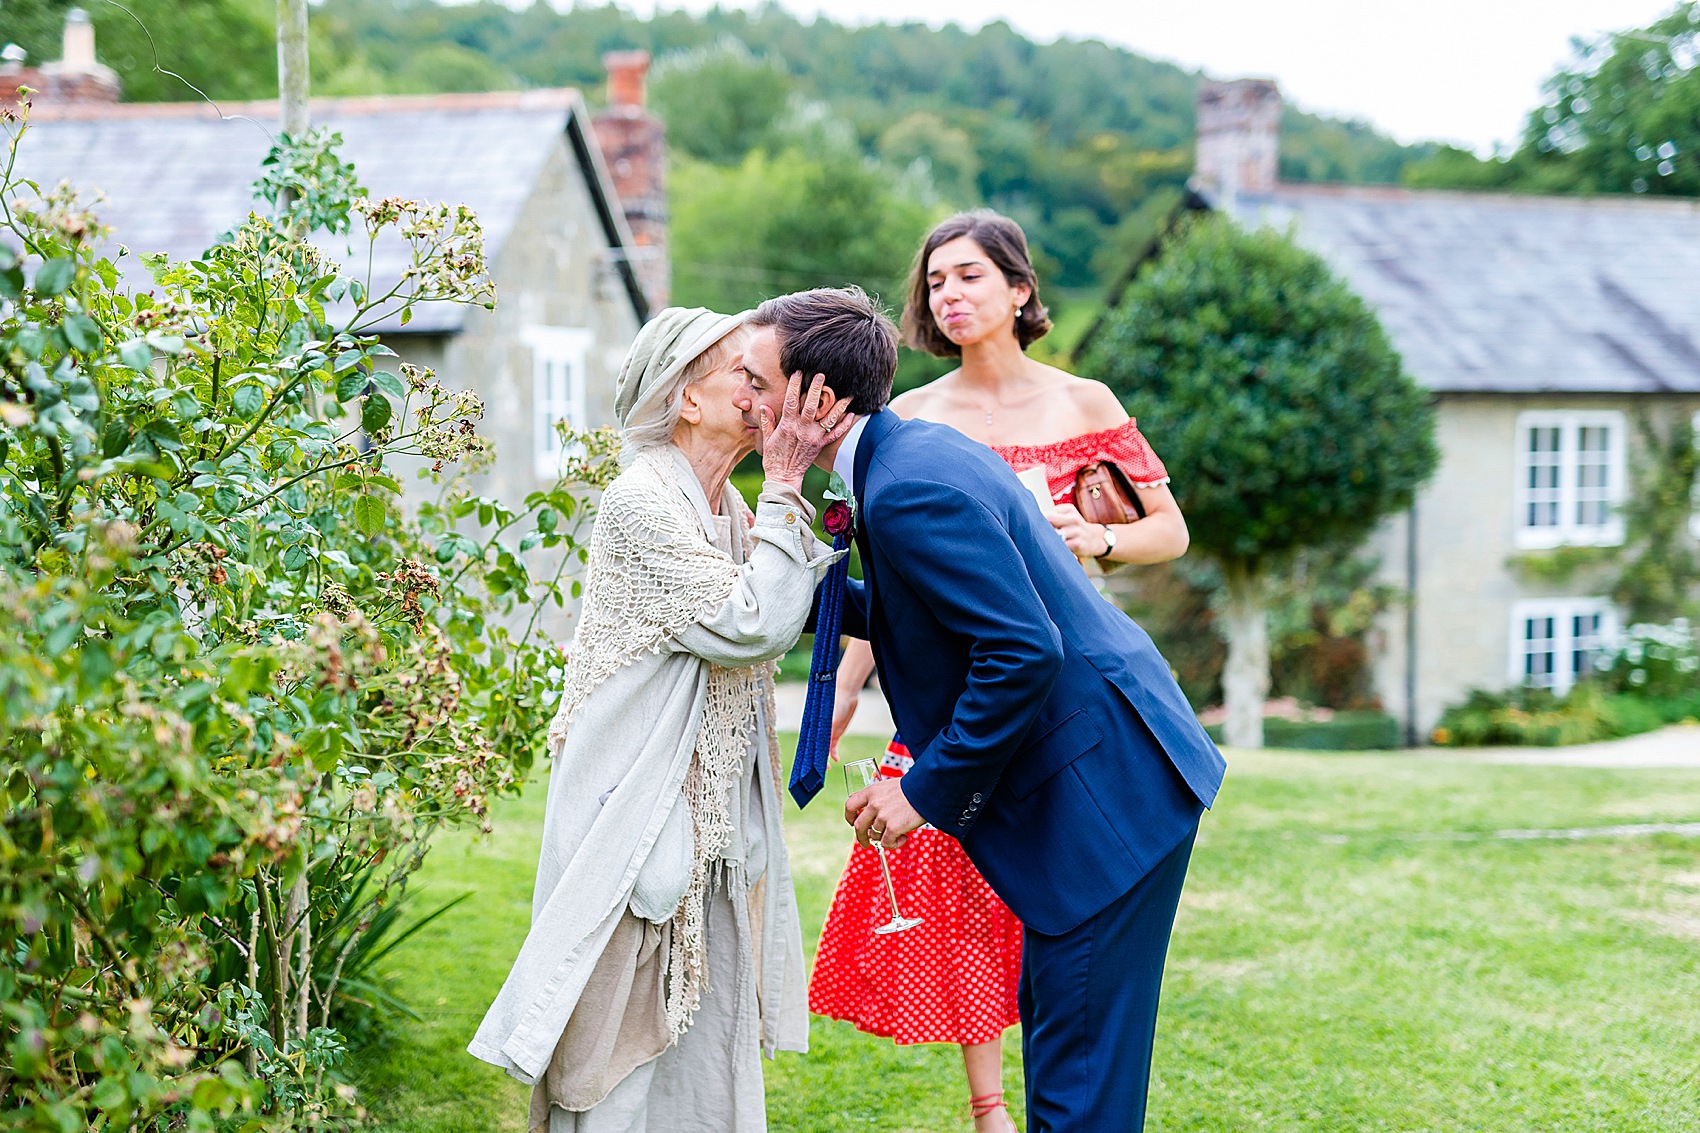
<box><xmin>807</xmin><ymin>210</ymin><xmax>1191</xmax><ymax>1132</ymax></box>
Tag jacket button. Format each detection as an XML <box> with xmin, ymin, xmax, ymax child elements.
<box><xmin>784</xmin><ymin>512</ymin><xmax>797</xmax><ymax>524</ymax></box>
<box><xmin>971</xmin><ymin>793</ymin><xmax>983</xmax><ymax>803</ymax></box>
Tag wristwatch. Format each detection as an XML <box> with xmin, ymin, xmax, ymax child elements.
<box><xmin>1099</xmin><ymin>524</ymin><xmax>1117</xmax><ymax>558</ymax></box>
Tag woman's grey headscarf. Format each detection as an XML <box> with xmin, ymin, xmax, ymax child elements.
<box><xmin>615</xmin><ymin>306</ymin><xmax>748</xmax><ymax>452</ymax></box>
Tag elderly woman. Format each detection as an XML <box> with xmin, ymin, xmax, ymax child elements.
<box><xmin>469</xmin><ymin>308</ymin><xmax>851</xmax><ymax>1133</ymax></box>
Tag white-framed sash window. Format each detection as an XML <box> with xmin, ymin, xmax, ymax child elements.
<box><xmin>1514</xmin><ymin>410</ymin><xmax>1627</xmax><ymax>548</ymax></box>
<box><xmin>1508</xmin><ymin>597</ymin><xmax>1617</xmax><ymax>695</ymax></box>
<box><xmin>524</xmin><ymin>326</ymin><xmax>593</xmax><ymax>480</ymax></box>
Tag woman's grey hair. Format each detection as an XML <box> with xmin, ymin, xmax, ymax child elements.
<box><xmin>621</xmin><ymin>325</ymin><xmax>750</xmax><ymax>455</ymax></box>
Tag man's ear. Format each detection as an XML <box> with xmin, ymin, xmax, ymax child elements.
<box><xmin>814</xmin><ymin>384</ymin><xmax>842</xmax><ymax>422</ymax></box>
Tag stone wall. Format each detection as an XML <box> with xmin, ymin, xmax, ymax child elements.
<box><xmin>382</xmin><ymin>138</ymin><xmax>642</xmax><ymax>642</ymax></box>
<box><xmin>1370</xmin><ymin>393</ymin><xmax>1700</xmax><ymax>740</ymax></box>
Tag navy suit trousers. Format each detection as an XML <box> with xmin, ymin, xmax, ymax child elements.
<box><xmin>1019</xmin><ymin>823</ymin><xmax>1198</xmax><ymax>1133</ymax></box>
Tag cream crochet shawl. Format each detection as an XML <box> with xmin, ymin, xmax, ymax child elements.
<box><xmin>545</xmin><ymin>447</ymin><xmax>767</xmax><ymax>1038</ymax></box>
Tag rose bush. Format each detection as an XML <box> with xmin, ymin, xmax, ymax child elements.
<box><xmin>0</xmin><ymin>103</ymin><xmax>616</xmax><ymax>1130</ymax></box>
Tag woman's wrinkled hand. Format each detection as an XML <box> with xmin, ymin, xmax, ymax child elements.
<box><xmin>759</xmin><ymin>372</ymin><xmax>854</xmax><ymax>489</ymax></box>
<box><xmin>1048</xmin><ymin>502</ymin><xmax>1111</xmax><ymax>559</ymax></box>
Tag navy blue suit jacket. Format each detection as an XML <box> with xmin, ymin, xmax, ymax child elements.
<box><xmin>838</xmin><ymin>409</ymin><xmax>1226</xmax><ymax>936</ymax></box>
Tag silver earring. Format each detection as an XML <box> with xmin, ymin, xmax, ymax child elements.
<box><xmin>1016</xmin><ymin>307</ymin><xmax>1024</xmax><ymax>318</ymax></box>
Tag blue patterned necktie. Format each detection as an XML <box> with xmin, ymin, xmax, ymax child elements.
<box><xmin>788</xmin><ymin>528</ymin><xmax>852</xmax><ymax>808</ymax></box>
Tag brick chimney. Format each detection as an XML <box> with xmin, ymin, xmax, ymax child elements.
<box><xmin>592</xmin><ymin>50</ymin><xmax>669</xmax><ymax>310</ymax></box>
<box><xmin>1193</xmin><ymin>78</ymin><xmax>1281</xmax><ymax>201</ymax></box>
<box><xmin>1</xmin><ymin>9</ymin><xmax>121</xmax><ymax>108</ymax></box>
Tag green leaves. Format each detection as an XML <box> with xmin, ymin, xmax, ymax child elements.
<box><xmin>33</xmin><ymin>257</ymin><xmax>76</xmax><ymax>297</ymax></box>
<box><xmin>141</xmin><ymin>418</ymin><xmax>183</xmax><ymax>452</ymax></box>
<box><xmin>230</xmin><ymin>382</ymin><xmax>265</xmax><ymax>417</ymax></box>
<box><xmin>1088</xmin><ymin>213</ymin><xmax>1437</xmax><ymax>567</ymax></box>
<box><xmin>61</xmin><ymin>313</ymin><xmax>101</xmax><ymax>354</ymax></box>
<box><xmin>361</xmin><ymin>393</ymin><xmax>392</xmax><ymax>434</ymax></box>
<box><xmin>1407</xmin><ymin>4</ymin><xmax>1700</xmax><ymax>197</ymax></box>
<box><xmin>353</xmin><ymin>494</ymin><xmax>385</xmax><ymax>537</ymax></box>
<box><xmin>0</xmin><ymin>257</ymin><xmax>23</xmax><ymax>300</ymax></box>
<box><xmin>118</xmin><ymin>337</ymin><xmax>153</xmax><ymax>372</ymax></box>
<box><xmin>335</xmin><ymin>372</ymin><xmax>369</xmax><ymax>401</ymax></box>
<box><xmin>0</xmin><ymin>117</ymin><xmax>621</xmax><ymax>1133</ymax></box>
<box><xmin>371</xmin><ymin>370</ymin><xmax>405</xmax><ymax>399</ymax></box>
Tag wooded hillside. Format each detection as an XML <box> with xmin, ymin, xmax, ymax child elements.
<box><xmin>6</xmin><ymin>0</ymin><xmax>1427</xmax><ymax>299</ymax></box>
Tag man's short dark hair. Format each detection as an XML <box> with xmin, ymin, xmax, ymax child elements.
<box><xmin>747</xmin><ymin>286</ymin><xmax>899</xmax><ymax>415</ymax></box>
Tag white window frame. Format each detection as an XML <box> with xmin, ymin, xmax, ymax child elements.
<box><xmin>1507</xmin><ymin>597</ymin><xmax>1618</xmax><ymax>695</ymax></box>
<box><xmin>1513</xmin><ymin>410</ymin><xmax>1628</xmax><ymax>549</ymax></box>
<box><xmin>524</xmin><ymin>326</ymin><xmax>593</xmax><ymax>480</ymax></box>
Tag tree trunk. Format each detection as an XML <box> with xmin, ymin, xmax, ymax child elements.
<box><xmin>1221</xmin><ymin>564</ymin><xmax>1270</xmax><ymax>748</ymax></box>
<box><xmin>276</xmin><ymin>0</ymin><xmax>310</xmax><ymax>139</ymax></box>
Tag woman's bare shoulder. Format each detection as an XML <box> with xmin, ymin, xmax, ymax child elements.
<box><xmin>888</xmin><ymin>372</ymin><xmax>961</xmax><ymax>420</ymax></box>
<box><xmin>1049</xmin><ymin>368</ymin><xmax>1130</xmax><ymax>430</ymax></box>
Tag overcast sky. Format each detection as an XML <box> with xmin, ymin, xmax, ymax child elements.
<box><xmin>621</xmin><ymin>0</ymin><xmax>1677</xmax><ymax>153</ymax></box>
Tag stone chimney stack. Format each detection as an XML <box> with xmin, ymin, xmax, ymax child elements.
<box><xmin>1</xmin><ymin>9</ymin><xmax>121</xmax><ymax>108</ymax></box>
<box><xmin>592</xmin><ymin>51</ymin><xmax>669</xmax><ymax>311</ymax></box>
<box><xmin>1193</xmin><ymin>78</ymin><xmax>1281</xmax><ymax>201</ymax></box>
<box><xmin>62</xmin><ymin>8</ymin><xmax>97</xmax><ymax>68</ymax></box>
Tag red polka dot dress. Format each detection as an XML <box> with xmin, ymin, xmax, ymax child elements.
<box><xmin>808</xmin><ymin>421</ymin><xmax>1168</xmax><ymax>1046</ymax></box>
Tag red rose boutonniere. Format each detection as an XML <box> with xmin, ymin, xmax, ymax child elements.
<box><xmin>822</xmin><ymin>499</ymin><xmax>854</xmax><ymax>538</ymax></box>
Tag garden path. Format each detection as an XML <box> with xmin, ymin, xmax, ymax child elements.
<box><xmin>1426</xmin><ymin>722</ymin><xmax>1700</xmax><ymax>768</ymax></box>
<box><xmin>774</xmin><ymin>681</ymin><xmax>895</xmax><ymax>737</ymax></box>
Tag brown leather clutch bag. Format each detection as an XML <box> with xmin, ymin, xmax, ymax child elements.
<box><xmin>1073</xmin><ymin>460</ymin><xmax>1148</xmax><ymax>527</ymax></box>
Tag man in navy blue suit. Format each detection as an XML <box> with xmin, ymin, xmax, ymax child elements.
<box><xmin>738</xmin><ymin>287</ymin><xmax>1226</xmax><ymax>1131</ymax></box>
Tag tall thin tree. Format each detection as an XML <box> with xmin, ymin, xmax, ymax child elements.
<box><xmin>276</xmin><ymin>0</ymin><xmax>309</xmax><ymax>139</ymax></box>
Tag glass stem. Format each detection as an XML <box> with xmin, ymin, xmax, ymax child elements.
<box><xmin>876</xmin><ymin>845</ymin><xmax>904</xmax><ymax>918</ymax></box>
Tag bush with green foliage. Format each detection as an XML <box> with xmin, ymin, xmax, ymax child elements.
<box><xmin>1431</xmin><ymin>685</ymin><xmax>1690</xmax><ymax>747</ymax></box>
<box><xmin>1086</xmin><ymin>213</ymin><xmax>1437</xmax><ymax>746</ymax></box>
<box><xmin>1614</xmin><ymin>414</ymin><xmax>1700</xmax><ymax>622</ymax></box>
<box><xmin>1203</xmin><ymin>710</ymin><xmax>1401</xmax><ymax>752</ymax></box>
<box><xmin>1435</xmin><ymin>621</ymin><xmax>1700</xmax><ymax>746</ymax></box>
<box><xmin>0</xmin><ymin>107</ymin><xmax>616</xmax><ymax>1130</ymax></box>
<box><xmin>1598</xmin><ymin>620</ymin><xmax>1700</xmax><ymax>699</ymax></box>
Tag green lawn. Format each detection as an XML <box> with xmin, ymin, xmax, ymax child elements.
<box><xmin>354</xmin><ymin>740</ymin><xmax>1700</xmax><ymax>1132</ymax></box>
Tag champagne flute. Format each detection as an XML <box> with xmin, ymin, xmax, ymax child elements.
<box><xmin>843</xmin><ymin>757</ymin><xmax>923</xmax><ymax>935</ymax></box>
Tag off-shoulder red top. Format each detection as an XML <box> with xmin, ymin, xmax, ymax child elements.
<box><xmin>989</xmin><ymin>420</ymin><xmax>1169</xmax><ymax>507</ymax></box>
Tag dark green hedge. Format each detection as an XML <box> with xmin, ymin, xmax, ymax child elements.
<box><xmin>1204</xmin><ymin>711</ymin><xmax>1402</xmax><ymax>751</ymax></box>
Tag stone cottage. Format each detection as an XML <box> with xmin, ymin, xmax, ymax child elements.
<box><xmin>1108</xmin><ymin>78</ymin><xmax>1700</xmax><ymax>742</ymax></box>
<box><xmin>7</xmin><ymin>16</ymin><xmax>664</xmax><ymax>518</ymax></box>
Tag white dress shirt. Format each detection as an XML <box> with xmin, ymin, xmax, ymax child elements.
<box><xmin>831</xmin><ymin>413</ymin><xmax>871</xmax><ymax>493</ymax></box>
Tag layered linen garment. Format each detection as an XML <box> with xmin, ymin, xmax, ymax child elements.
<box><xmin>469</xmin><ymin>446</ymin><xmax>835</xmax><ymax>1133</ymax></box>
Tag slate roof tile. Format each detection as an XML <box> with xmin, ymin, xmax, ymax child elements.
<box><xmin>1225</xmin><ymin>183</ymin><xmax>1700</xmax><ymax>394</ymax></box>
<box><xmin>13</xmin><ymin>91</ymin><xmax>594</xmax><ymax>334</ymax></box>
